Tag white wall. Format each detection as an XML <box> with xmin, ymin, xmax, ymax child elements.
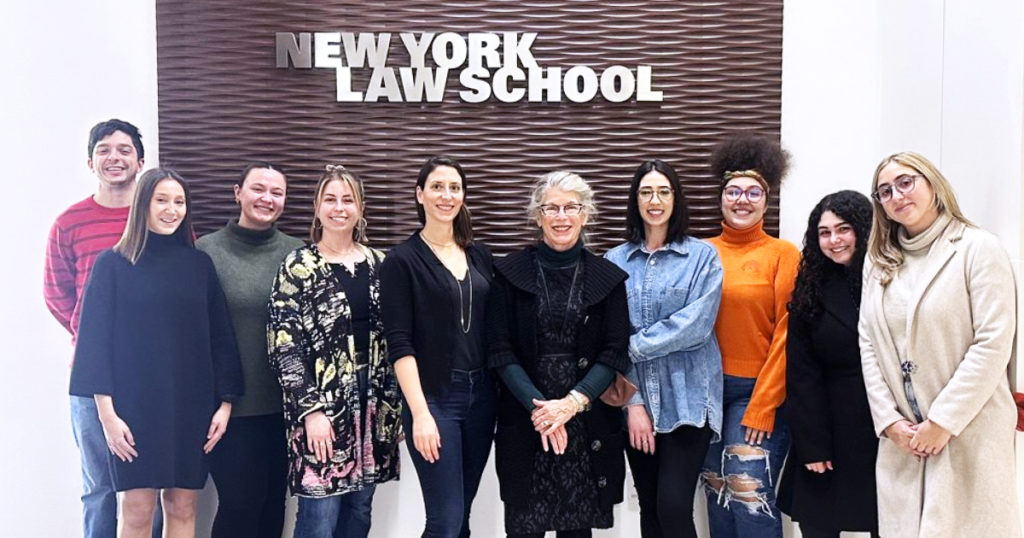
<box><xmin>2</xmin><ymin>1</ymin><xmax>1022</xmax><ymax>536</ymax></box>
<box><xmin>0</xmin><ymin>1</ymin><xmax>160</xmax><ymax>536</ymax></box>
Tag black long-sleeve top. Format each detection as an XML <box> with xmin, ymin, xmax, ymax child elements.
<box><xmin>379</xmin><ymin>232</ymin><xmax>493</xmax><ymax>397</ymax></box>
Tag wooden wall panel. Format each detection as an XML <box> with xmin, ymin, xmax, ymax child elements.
<box><xmin>156</xmin><ymin>0</ymin><xmax>783</xmax><ymax>253</ymax></box>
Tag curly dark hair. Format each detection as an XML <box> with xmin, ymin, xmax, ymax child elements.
<box><xmin>788</xmin><ymin>190</ymin><xmax>874</xmax><ymax>319</ymax></box>
<box><xmin>710</xmin><ymin>133</ymin><xmax>790</xmax><ymax>189</ymax></box>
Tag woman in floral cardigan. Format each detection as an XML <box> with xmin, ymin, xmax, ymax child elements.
<box><xmin>268</xmin><ymin>165</ymin><xmax>402</xmax><ymax>538</ymax></box>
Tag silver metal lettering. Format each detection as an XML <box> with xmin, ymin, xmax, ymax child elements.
<box><xmin>275</xmin><ymin>32</ymin><xmax>311</xmax><ymax>68</ymax></box>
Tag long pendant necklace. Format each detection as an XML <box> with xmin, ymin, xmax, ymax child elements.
<box><xmin>537</xmin><ymin>260</ymin><xmax>581</xmax><ymax>336</ymax></box>
<box><xmin>456</xmin><ymin>270</ymin><xmax>473</xmax><ymax>333</ymax></box>
<box><xmin>421</xmin><ymin>232</ymin><xmax>472</xmax><ymax>333</ymax></box>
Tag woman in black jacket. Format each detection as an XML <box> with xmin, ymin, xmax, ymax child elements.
<box><xmin>777</xmin><ymin>190</ymin><xmax>878</xmax><ymax>538</ymax></box>
<box><xmin>488</xmin><ymin>171</ymin><xmax>630</xmax><ymax>538</ymax></box>
<box><xmin>379</xmin><ymin>155</ymin><xmax>496</xmax><ymax>538</ymax></box>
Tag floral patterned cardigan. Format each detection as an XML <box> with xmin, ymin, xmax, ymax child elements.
<box><xmin>268</xmin><ymin>243</ymin><xmax>402</xmax><ymax>497</ymax></box>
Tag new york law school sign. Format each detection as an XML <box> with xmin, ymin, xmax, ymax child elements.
<box><xmin>276</xmin><ymin>31</ymin><xmax>664</xmax><ymax>104</ymax></box>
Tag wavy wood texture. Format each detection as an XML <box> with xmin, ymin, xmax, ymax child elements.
<box><xmin>156</xmin><ymin>0</ymin><xmax>782</xmax><ymax>253</ymax></box>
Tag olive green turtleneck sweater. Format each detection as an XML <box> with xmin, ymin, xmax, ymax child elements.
<box><xmin>197</xmin><ymin>220</ymin><xmax>304</xmax><ymax>417</ymax></box>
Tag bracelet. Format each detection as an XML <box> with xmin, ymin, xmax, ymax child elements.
<box><xmin>568</xmin><ymin>390</ymin><xmax>589</xmax><ymax>413</ymax></box>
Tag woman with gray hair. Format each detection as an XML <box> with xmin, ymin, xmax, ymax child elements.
<box><xmin>487</xmin><ymin>171</ymin><xmax>630</xmax><ymax>537</ymax></box>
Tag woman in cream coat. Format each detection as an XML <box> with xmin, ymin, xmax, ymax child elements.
<box><xmin>859</xmin><ymin>151</ymin><xmax>1020</xmax><ymax>538</ymax></box>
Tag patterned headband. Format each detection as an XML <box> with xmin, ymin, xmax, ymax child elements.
<box><xmin>722</xmin><ymin>169</ymin><xmax>768</xmax><ymax>189</ymax></box>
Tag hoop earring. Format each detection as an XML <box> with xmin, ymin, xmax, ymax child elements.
<box><xmin>355</xmin><ymin>217</ymin><xmax>368</xmax><ymax>242</ymax></box>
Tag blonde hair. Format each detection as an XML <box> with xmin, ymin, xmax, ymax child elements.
<box><xmin>310</xmin><ymin>164</ymin><xmax>367</xmax><ymax>244</ymax></box>
<box><xmin>867</xmin><ymin>151</ymin><xmax>973</xmax><ymax>285</ymax></box>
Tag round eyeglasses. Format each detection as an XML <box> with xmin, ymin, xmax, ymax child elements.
<box><xmin>638</xmin><ymin>187</ymin><xmax>674</xmax><ymax>202</ymax></box>
<box><xmin>723</xmin><ymin>186</ymin><xmax>766</xmax><ymax>203</ymax></box>
<box><xmin>872</xmin><ymin>174</ymin><xmax>921</xmax><ymax>203</ymax></box>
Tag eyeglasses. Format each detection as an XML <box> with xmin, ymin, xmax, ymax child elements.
<box><xmin>638</xmin><ymin>187</ymin><xmax>674</xmax><ymax>202</ymax></box>
<box><xmin>539</xmin><ymin>203</ymin><xmax>584</xmax><ymax>217</ymax></box>
<box><xmin>872</xmin><ymin>174</ymin><xmax>921</xmax><ymax>203</ymax></box>
<box><xmin>723</xmin><ymin>186</ymin><xmax>766</xmax><ymax>203</ymax></box>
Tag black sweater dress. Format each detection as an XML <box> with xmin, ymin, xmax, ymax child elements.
<box><xmin>70</xmin><ymin>232</ymin><xmax>243</xmax><ymax>491</ymax></box>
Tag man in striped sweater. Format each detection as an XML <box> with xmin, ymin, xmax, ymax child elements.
<box><xmin>44</xmin><ymin>119</ymin><xmax>144</xmax><ymax>538</ymax></box>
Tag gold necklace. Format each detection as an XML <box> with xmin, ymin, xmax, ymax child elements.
<box><xmin>420</xmin><ymin>233</ymin><xmax>472</xmax><ymax>333</ymax></box>
<box><xmin>419</xmin><ymin>231</ymin><xmax>456</xmax><ymax>249</ymax></box>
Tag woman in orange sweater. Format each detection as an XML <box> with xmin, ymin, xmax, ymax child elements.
<box><xmin>700</xmin><ymin>134</ymin><xmax>799</xmax><ymax>538</ymax></box>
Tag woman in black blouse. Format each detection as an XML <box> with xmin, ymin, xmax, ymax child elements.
<box><xmin>379</xmin><ymin>155</ymin><xmax>496</xmax><ymax>537</ymax></box>
<box><xmin>487</xmin><ymin>171</ymin><xmax>630</xmax><ymax>537</ymax></box>
<box><xmin>777</xmin><ymin>190</ymin><xmax>878</xmax><ymax>538</ymax></box>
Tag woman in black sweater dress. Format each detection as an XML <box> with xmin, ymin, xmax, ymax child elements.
<box><xmin>70</xmin><ymin>169</ymin><xmax>243</xmax><ymax>538</ymax></box>
<box><xmin>777</xmin><ymin>190</ymin><xmax>878</xmax><ymax>538</ymax></box>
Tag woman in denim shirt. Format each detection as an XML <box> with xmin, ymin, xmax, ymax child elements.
<box><xmin>605</xmin><ymin>160</ymin><xmax>724</xmax><ymax>538</ymax></box>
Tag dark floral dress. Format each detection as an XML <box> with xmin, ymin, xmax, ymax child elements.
<box><xmin>504</xmin><ymin>260</ymin><xmax>613</xmax><ymax>533</ymax></box>
<box><xmin>268</xmin><ymin>244</ymin><xmax>402</xmax><ymax>497</ymax></box>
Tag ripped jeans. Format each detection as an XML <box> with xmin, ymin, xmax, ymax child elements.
<box><xmin>700</xmin><ymin>375</ymin><xmax>789</xmax><ymax>538</ymax></box>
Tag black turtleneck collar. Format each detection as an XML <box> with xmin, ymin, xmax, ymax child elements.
<box><xmin>537</xmin><ymin>238</ymin><xmax>583</xmax><ymax>268</ymax></box>
<box><xmin>145</xmin><ymin>228</ymin><xmax>190</xmax><ymax>250</ymax></box>
<box><xmin>227</xmin><ymin>219</ymin><xmax>278</xmax><ymax>245</ymax></box>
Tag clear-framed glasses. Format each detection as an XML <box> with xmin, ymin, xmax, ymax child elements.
<box><xmin>638</xmin><ymin>187</ymin><xmax>674</xmax><ymax>202</ymax></box>
<box><xmin>872</xmin><ymin>174</ymin><xmax>921</xmax><ymax>203</ymax></box>
<box><xmin>539</xmin><ymin>203</ymin><xmax>584</xmax><ymax>217</ymax></box>
<box><xmin>723</xmin><ymin>185</ymin><xmax>766</xmax><ymax>203</ymax></box>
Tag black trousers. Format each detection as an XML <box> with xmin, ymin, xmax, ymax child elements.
<box><xmin>626</xmin><ymin>424</ymin><xmax>713</xmax><ymax>538</ymax></box>
<box><xmin>209</xmin><ymin>413</ymin><xmax>289</xmax><ymax>538</ymax></box>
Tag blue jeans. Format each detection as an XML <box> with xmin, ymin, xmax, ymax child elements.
<box><xmin>70</xmin><ymin>396</ymin><xmax>163</xmax><ymax>538</ymax></box>
<box><xmin>402</xmin><ymin>369</ymin><xmax>497</xmax><ymax>538</ymax></box>
<box><xmin>70</xmin><ymin>396</ymin><xmax>117</xmax><ymax>538</ymax></box>
<box><xmin>700</xmin><ymin>376</ymin><xmax>790</xmax><ymax>538</ymax></box>
<box><xmin>293</xmin><ymin>486</ymin><xmax>376</xmax><ymax>538</ymax></box>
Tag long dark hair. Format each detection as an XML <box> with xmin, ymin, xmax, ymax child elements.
<box><xmin>113</xmin><ymin>168</ymin><xmax>194</xmax><ymax>264</ymax></box>
<box><xmin>415</xmin><ymin>155</ymin><xmax>473</xmax><ymax>248</ymax></box>
<box><xmin>625</xmin><ymin>159</ymin><xmax>690</xmax><ymax>244</ymax></box>
<box><xmin>788</xmin><ymin>190</ymin><xmax>873</xmax><ymax>319</ymax></box>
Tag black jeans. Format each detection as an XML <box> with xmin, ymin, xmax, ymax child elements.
<box><xmin>209</xmin><ymin>413</ymin><xmax>288</xmax><ymax>538</ymax></box>
<box><xmin>402</xmin><ymin>369</ymin><xmax>497</xmax><ymax>538</ymax></box>
<box><xmin>626</xmin><ymin>424</ymin><xmax>713</xmax><ymax>538</ymax></box>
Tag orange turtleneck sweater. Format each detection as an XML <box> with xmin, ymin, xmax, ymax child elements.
<box><xmin>708</xmin><ymin>221</ymin><xmax>800</xmax><ymax>432</ymax></box>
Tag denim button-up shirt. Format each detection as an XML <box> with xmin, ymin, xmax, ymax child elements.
<box><xmin>605</xmin><ymin>237</ymin><xmax>724</xmax><ymax>441</ymax></box>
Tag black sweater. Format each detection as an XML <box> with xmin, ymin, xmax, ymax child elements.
<box><xmin>379</xmin><ymin>232</ymin><xmax>494</xmax><ymax>396</ymax></box>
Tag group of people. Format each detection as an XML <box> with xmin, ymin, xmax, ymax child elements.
<box><xmin>45</xmin><ymin>119</ymin><xmax>1020</xmax><ymax>538</ymax></box>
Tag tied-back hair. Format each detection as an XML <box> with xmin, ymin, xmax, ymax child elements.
<box><xmin>113</xmin><ymin>168</ymin><xmax>194</xmax><ymax>264</ymax></box>
<box><xmin>239</xmin><ymin>161</ymin><xmax>285</xmax><ymax>186</ymax></box>
<box><xmin>710</xmin><ymin>133</ymin><xmax>790</xmax><ymax>191</ymax></box>
<box><xmin>624</xmin><ymin>159</ymin><xmax>689</xmax><ymax>244</ymax></box>
<box><xmin>788</xmin><ymin>190</ymin><xmax>873</xmax><ymax>319</ymax></box>
<box><xmin>310</xmin><ymin>164</ymin><xmax>368</xmax><ymax>244</ymax></box>
<box><xmin>416</xmin><ymin>155</ymin><xmax>473</xmax><ymax>248</ymax></box>
<box><xmin>867</xmin><ymin>151</ymin><xmax>974</xmax><ymax>286</ymax></box>
<box><xmin>526</xmin><ymin>170</ymin><xmax>598</xmax><ymax>242</ymax></box>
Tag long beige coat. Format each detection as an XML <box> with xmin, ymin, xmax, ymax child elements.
<box><xmin>859</xmin><ymin>220</ymin><xmax>1020</xmax><ymax>538</ymax></box>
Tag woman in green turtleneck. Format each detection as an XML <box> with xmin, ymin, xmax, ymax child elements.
<box><xmin>196</xmin><ymin>162</ymin><xmax>303</xmax><ymax>538</ymax></box>
<box><xmin>487</xmin><ymin>171</ymin><xmax>630</xmax><ymax>537</ymax></box>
